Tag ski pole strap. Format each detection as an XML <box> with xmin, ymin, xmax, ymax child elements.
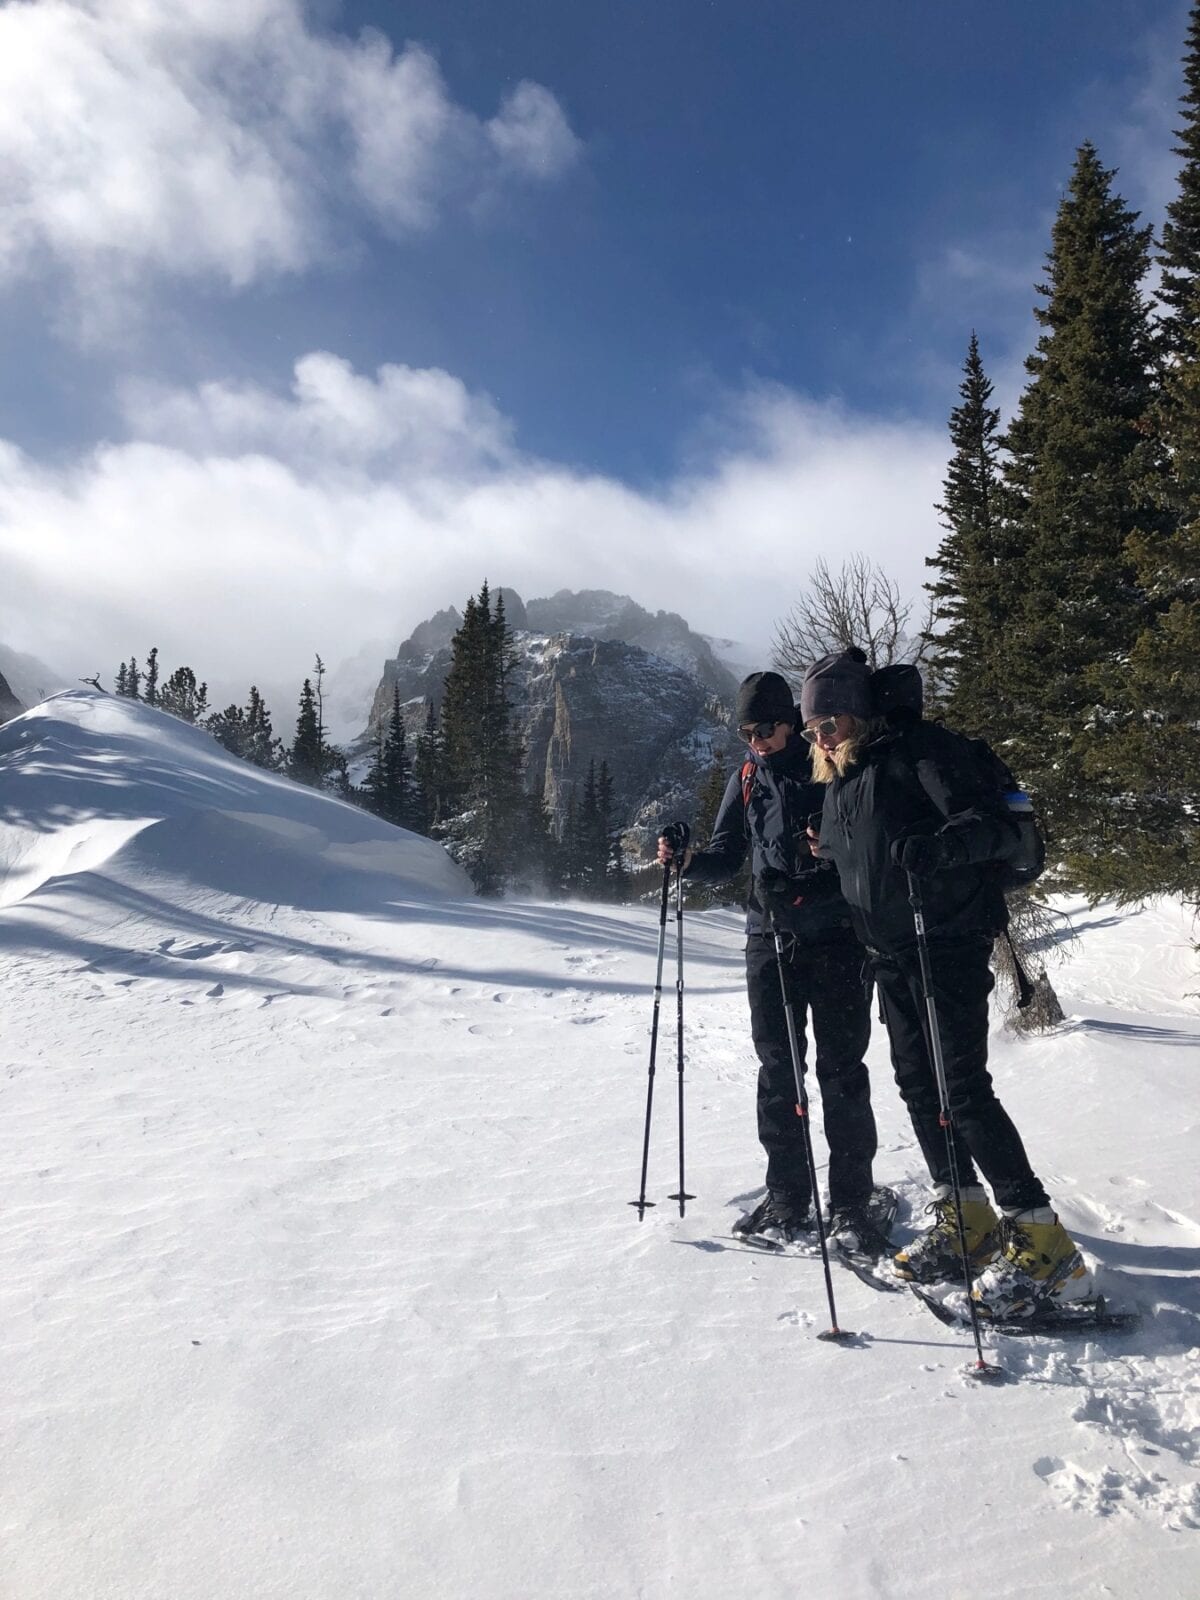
<box><xmin>1003</xmin><ymin>928</ymin><xmax>1036</xmax><ymax>1010</ymax></box>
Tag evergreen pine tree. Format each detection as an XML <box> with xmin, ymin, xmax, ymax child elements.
<box><xmin>143</xmin><ymin>647</ymin><xmax>159</xmax><ymax>707</ymax></box>
<box><xmin>115</xmin><ymin>662</ymin><xmax>128</xmax><ymax>697</ymax></box>
<box><xmin>290</xmin><ymin>678</ymin><xmax>323</xmax><ymax>786</ymax></box>
<box><xmin>208</xmin><ymin>702</ymin><xmax>248</xmax><ymax>758</ymax></box>
<box><xmin>383</xmin><ymin>684</ymin><xmax>413</xmax><ymax>826</ymax></box>
<box><xmin>1072</xmin><ymin>14</ymin><xmax>1200</xmax><ymax>899</ymax></box>
<box><xmin>439</xmin><ymin>582</ymin><xmax>526</xmax><ymax>894</ymax></box>
<box><xmin>412</xmin><ymin>700</ymin><xmax>444</xmax><ymax>831</ymax></box>
<box><xmin>997</xmin><ymin>143</ymin><xmax>1167</xmax><ymax>872</ymax></box>
<box><xmin>244</xmin><ymin>687</ymin><xmax>282</xmax><ymax>770</ymax></box>
<box><xmin>361</xmin><ymin>719</ymin><xmax>389</xmax><ymax>818</ymax></box>
<box><xmin>159</xmin><ymin>667</ymin><xmax>208</xmax><ymax>723</ymax></box>
<box><xmin>1093</xmin><ymin>334</ymin><xmax>1200</xmax><ymax>898</ymax></box>
<box><xmin>287</xmin><ymin>657</ymin><xmax>344</xmax><ymax>790</ymax></box>
<box><xmin>126</xmin><ymin>657</ymin><xmax>141</xmax><ymax>700</ymax></box>
<box><xmin>925</xmin><ymin>334</ymin><xmax>1008</xmax><ymax>736</ymax></box>
<box><xmin>522</xmin><ymin>787</ymin><xmax>562</xmax><ymax>895</ymax></box>
<box><xmin>1159</xmin><ymin>2</ymin><xmax>1200</xmax><ymax>359</ymax></box>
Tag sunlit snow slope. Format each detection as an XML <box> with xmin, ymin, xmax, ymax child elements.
<box><xmin>1</xmin><ymin>692</ymin><xmax>1197</xmax><ymax>1600</ymax></box>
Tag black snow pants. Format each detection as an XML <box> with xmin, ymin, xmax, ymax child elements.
<box><xmin>744</xmin><ymin>933</ymin><xmax>876</xmax><ymax>1208</ymax></box>
<box><xmin>871</xmin><ymin>937</ymin><xmax>1049</xmax><ymax>1213</ymax></box>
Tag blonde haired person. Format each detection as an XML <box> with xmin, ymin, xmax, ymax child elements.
<box><xmin>803</xmin><ymin>648</ymin><xmax>1091</xmax><ymax>1321</ymax></box>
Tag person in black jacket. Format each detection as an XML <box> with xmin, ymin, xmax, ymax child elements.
<box><xmin>658</xmin><ymin>670</ymin><xmax>880</xmax><ymax>1248</ymax></box>
<box><xmin>803</xmin><ymin>647</ymin><xmax>1092</xmax><ymax>1319</ymax></box>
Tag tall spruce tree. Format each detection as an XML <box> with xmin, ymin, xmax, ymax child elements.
<box><xmin>413</xmin><ymin>699</ymin><xmax>444</xmax><ymax>831</ymax></box>
<box><xmin>361</xmin><ymin>718</ymin><xmax>389</xmax><ymax>818</ymax></box>
<box><xmin>290</xmin><ymin>678</ymin><xmax>324</xmax><ymax>787</ymax></box>
<box><xmin>143</xmin><ymin>647</ymin><xmax>159</xmax><ymax>708</ymax></box>
<box><xmin>439</xmin><ymin>583</ymin><xmax>525</xmax><ymax>894</ymax></box>
<box><xmin>1159</xmin><ymin>2</ymin><xmax>1200</xmax><ymax>359</ymax></box>
<box><xmin>363</xmin><ymin>686</ymin><xmax>415</xmax><ymax>826</ymax></box>
<box><xmin>288</xmin><ymin>657</ymin><xmax>343</xmax><ymax>790</ymax></box>
<box><xmin>208</xmin><ymin>702</ymin><xmax>249</xmax><ymax>758</ymax></box>
<box><xmin>998</xmin><ymin>143</ymin><xmax>1166</xmax><ymax>873</ymax></box>
<box><xmin>925</xmin><ymin>334</ymin><xmax>1008</xmax><ymax>736</ymax></box>
<box><xmin>244</xmin><ymin>687</ymin><xmax>282</xmax><ymax>770</ymax></box>
<box><xmin>1098</xmin><ymin>328</ymin><xmax>1200</xmax><ymax>899</ymax></box>
<box><xmin>209</xmin><ymin>686</ymin><xmax>281</xmax><ymax>767</ymax></box>
<box><xmin>383</xmin><ymin>684</ymin><xmax>414</xmax><ymax>826</ymax></box>
<box><xmin>159</xmin><ymin>666</ymin><xmax>207</xmax><ymax>723</ymax></box>
<box><xmin>1071</xmin><ymin>11</ymin><xmax>1200</xmax><ymax>900</ymax></box>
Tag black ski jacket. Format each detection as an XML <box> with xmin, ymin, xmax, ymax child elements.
<box><xmin>816</xmin><ymin>717</ymin><xmax>1019</xmax><ymax>954</ymax></box>
<box><xmin>685</xmin><ymin>733</ymin><xmax>855</xmax><ymax>939</ymax></box>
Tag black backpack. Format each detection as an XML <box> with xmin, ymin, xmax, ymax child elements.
<box><xmin>871</xmin><ymin>664</ymin><xmax>1046</xmax><ymax>893</ymax></box>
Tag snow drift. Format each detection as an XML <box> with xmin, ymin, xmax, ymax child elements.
<box><xmin>0</xmin><ymin>689</ymin><xmax>469</xmax><ymax>913</ymax></box>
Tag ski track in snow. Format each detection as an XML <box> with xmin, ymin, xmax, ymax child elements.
<box><xmin>1</xmin><ymin>698</ymin><xmax>1199</xmax><ymax>1598</ymax></box>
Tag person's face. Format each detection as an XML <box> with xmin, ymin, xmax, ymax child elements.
<box><xmin>738</xmin><ymin>718</ymin><xmax>793</xmax><ymax>756</ymax></box>
<box><xmin>803</xmin><ymin>713</ymin><xmax>857</xmax><ymax>755</ymax></box>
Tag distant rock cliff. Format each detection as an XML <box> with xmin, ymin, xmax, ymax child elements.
<box><xmin>363</xmin><ymin>589</ymin><xmax>739</xmax><ymax>845</ymax></box>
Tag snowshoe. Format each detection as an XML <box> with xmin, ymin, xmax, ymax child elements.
<box><xmin>910</xmin><ymin>1284</ymin><xmax>1140</xmax><ymax>1338</ymax></box>
<box><xmin>828</xmin><ymin>1185</ymin><xmax>901</xmax><ymax>1256</ymax></box>
<box><xmin>731</xmin><ymin>1191</ymin><xmax>814</xmax><ymax>1247</ymax></box>
<box><xmin>828</xmin><ymin>1187</ymin><xmax>906</xmax><ymax>1291</ymax></box>
<box><xmin>970</xmin><ymin>1212</ymin><xmax>1093</xmax><ymax>1321</ymax></box>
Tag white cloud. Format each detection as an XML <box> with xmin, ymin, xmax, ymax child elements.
<box><xmin>0</xmin><ymin>353</ymin><xmax>945</xmax><ymax>727</ymax></box>
<box><xmin>0</xmin><ymin>0</ymin><xmax>580</xmax><ymax>301</ymax></box>
<box><xmin>120</xmin><ymin>353</ymin><xmax>515</xmax><ymax>478</ymax></box>
<box><xmin>486</xmin><ymin>82</ymin><xmax>582</xmax><ymax>180</ymax></box>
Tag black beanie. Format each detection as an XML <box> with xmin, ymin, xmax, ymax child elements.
<box><xmin>799</xmin><ymin>646</ymin><xmax>872</xmax><ymax>723</ymax></box>
<box><xmin>735</xmin><ymin>671</ymin><xmax>795</xmax><ymax>727</ymax></box>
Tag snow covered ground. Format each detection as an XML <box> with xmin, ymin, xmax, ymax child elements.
<box><xmin>2</xmin><ymin>692</ymin><xmax>1197</xmax><ymax>1599</ymax></box>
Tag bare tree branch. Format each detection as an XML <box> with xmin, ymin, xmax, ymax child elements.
<box><xmin>771</xmin><ymin>555</ymin><xmax>933</xmax><ymax>679</ymax></box>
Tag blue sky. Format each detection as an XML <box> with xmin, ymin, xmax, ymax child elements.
<box><xmin>0</xmin><ymin>0</ymin><xmax>1190</xmax><ymax>720</ymax></box>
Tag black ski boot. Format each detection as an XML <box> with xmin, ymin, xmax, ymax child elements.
<box><xmin>827</xmin><ymin>1186</ymin><xmax>900</xmax><ymax>1259</ymax></box>
<box><xmin>732</xmin><ymin>1191</ymin><xmax>813</xmax><ymax>1245</ymax></box>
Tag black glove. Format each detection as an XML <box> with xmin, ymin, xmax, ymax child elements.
<box><xmin>661</xmin><ymin>820</ymin><xmax>691</xmax><ymax>855</ymax></box>
<box><xmin>756</xmin><ymin>866</ymin><xmax>804</xmax><ymax>914</ymax></box>
<box><xmin>891</xmin><ymin>832</ymin><xmax>964</xmax><ymax>877</ymax></box>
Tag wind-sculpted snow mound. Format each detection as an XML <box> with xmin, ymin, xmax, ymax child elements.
<box><xmin>0</xmin><ymin>690</ymin><xmax>469</xmax><ymax>914</ymax></box>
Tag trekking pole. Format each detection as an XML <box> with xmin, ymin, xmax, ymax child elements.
<box><xmin>767</xmin><ymin>909</ymin><xmax>854</xmax><ymax>1344</ymax></box>
<box><xmin>630</xmin><ymin>862</ymin><xmax>673</xmax><ymax>1218</ymax></box>
<box><xmin>666</xmin><ymin>855</ymin><xmax>694</xmax><ymax>1217</ymax></box>
<box><xmin>906</xmin><ymin>870</ymin><xmax>1005</xmax><ymax>1383</ymax></box>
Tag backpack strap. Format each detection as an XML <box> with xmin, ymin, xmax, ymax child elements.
<box><xmin>740</xmin><ymin>759</ymin><xmax>756</xmax><ymax>809</ymax></box>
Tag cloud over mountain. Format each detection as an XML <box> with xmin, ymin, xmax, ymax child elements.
<box><xmin>0</xmin><ymin>353</ymin><xmax>944</xmax><ymax>717</ymax></box>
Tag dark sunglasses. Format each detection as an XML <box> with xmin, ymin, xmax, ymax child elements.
<box><xmin>737</xmin><ymin>719</ymin><xmax>785</xmax><ymax>743</ymax></box>
<box><xmin>801</xmin><ymin>716</ymin><xmax>842</xmax><ymax>745</ymax></box>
